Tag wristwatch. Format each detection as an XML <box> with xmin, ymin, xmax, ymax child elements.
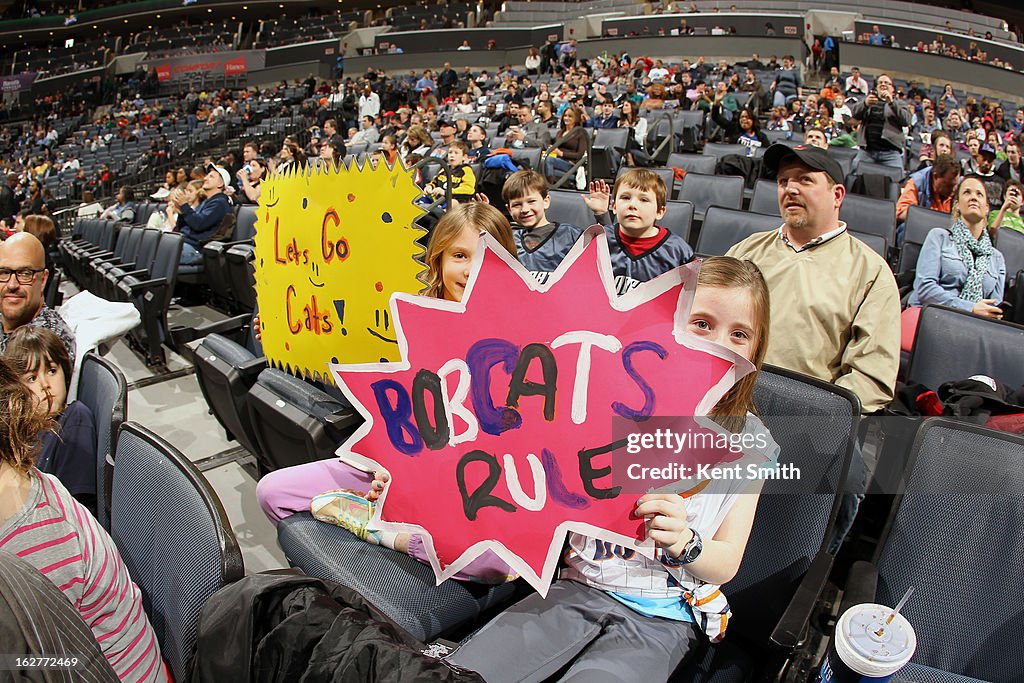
<box><xmin>662</xmin><ymin>529</ymin><xmax>703</xmax><ymax>567</ymax></box>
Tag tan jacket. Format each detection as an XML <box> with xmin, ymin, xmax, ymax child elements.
<box><xmin>727</xmin><ymin>227</ymin><xmax>900</xmax><ymax>412</ymax></box>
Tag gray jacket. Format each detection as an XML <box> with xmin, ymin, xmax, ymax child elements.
<box><xmin>851</xmin><ymin>98</ymin><xmax>912</xmax><ymax>152</ymax></box>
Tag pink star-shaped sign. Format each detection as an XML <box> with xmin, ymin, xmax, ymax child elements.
<box><xmin>330</xmin><ymin>227</ymin><xmax>757</xmax><ymax>594</ymax></box>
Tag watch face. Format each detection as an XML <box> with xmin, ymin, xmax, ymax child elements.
<box><xmin>683</xmin><ymin>531</ymin><xmax>703</xmax><ymax>563</ymax></box>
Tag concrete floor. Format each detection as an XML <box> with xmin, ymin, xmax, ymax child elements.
<box><xmin>97</xmin><ymin>297</ymin><xmax>289</xmax><ymax>574</ymax></box>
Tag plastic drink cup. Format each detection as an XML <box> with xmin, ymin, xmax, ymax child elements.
<box><xmin>818</xmin><ymin>603</ymin><xmax>916</xmax><ymax>682</ymax></box>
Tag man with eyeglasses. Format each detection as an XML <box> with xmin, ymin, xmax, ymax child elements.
<box><xmin>0</xmin><ymin>233</ymin><xmax>75</xmax><ymax>364</ymax></box>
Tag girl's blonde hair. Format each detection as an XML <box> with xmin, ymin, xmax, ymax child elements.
<box><xmin>422</xmin><ymin>203</ymin><xmax>517</xmax><ymax>299</ymax></box>
<box><xmin>699</xmin><ymin>257</ymin><xmax>771</xmax><ymax>434</ymax></box>
<box><xmin>188</xmin><ymin>179</ymin><xmax>207</xmax><ymax>203</ymax></box>
<box><xmin>0</xmin><ymin>357</ymin><xmax>53</xmax><ymax>475</ymax></box>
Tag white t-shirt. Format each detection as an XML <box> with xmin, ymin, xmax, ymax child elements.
<box><xmin>561</xmin><ymin>414</ymin><xmax>779</xmax><ymax>599</ymax></box>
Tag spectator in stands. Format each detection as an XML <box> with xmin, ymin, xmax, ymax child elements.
<box><xmin>21</xmin><ymin>216</ymin><xmax>56</xmax><ymax>274</ymax></box>
<box><xmin>728</xmin><ymin>144</ymin><xmax>899</xmax><ymax>551</ymax></box>
<box><xmin>559</xmin><ymin>39</ymin><xmax>578</xmax><ymax>70</ymax></box>
<box><xmin>727</xmin><ymin>144</ymin><xmax>899</xmax><ymax>413</ymax></box>
<box><xmin>712</xmin><ymin>106</ymin><xmax>768</xmax><ymax>155</ymax></box>
<box><xmin>869</xmin><ymin>25</ymin><xmax>886</xmax><ymax>46</ymax></box>
<box><xmin>357</xmin><ymin>84</ymin><xmax>380</xmax><ymax>121</ymax></box>
<box><xmin>5</xmin><ymin>326</ymin><xmax>95</xmax><ymax>512</ymax></box>
<box><xmin>172</xmin><ymin>164</ymin><xmax>231</xmax><ymax>266</ymax></box>
<box><xmin>433</xmin><ymin>119</ymin><xmax>458</xmax><ymax>153</ymax></box>
<box><xmin>618</xmin><ymin>99</ymin><xmax>648</xmax><ymax>154</ymax></box>
<box><xmin>844</xmin><ymin>67</ymin><xmax>869</xmax><ymax>97</ymax></box>
<box><xmin>909</xmin><ymin>175</ymin><xmax>1005</xmax><ymax>318</ymax></box>
<box><xmin>277</xmin><ymin>141</ymin><xmax>307</xmax><ymax>170</ymax></box>
<box><xmin>540</xmin><ymin>38</ymin><xmax>559</xmax><ymax>75</ymax></box>
<box><xmin>447</xmin><ymin>255</ymin><xmax>775</xmax><ymax>682</ymax></box>
<box><xmin>503</xmin><ymin>170</ymin><xmax>587</xmax><ymax>277</ymax></box>
<box><xmin>822</xmin><ymin>67</ymin><xmax>843</xmax><ymax>98</ymax></box>
<box><xmin>151</xmin><ymin>171</ymin><xmax>176</xmax><ymax>200</ymax></box>
<box><xmin>1010</xmin><ymin>109</ymin><xmax>1024</xmax><ymax>137</ymax></box>
<box><xmin>401</xmin><ymin>125</ymin><xmax>433</xmax><ymax>158</ymax></box>
<box><xmin>850</xmin><ymin>73</ymin><xmax>911</xmax><ymax>170</ymax></box>
<box><xmin>238</xmin><ymin>158</ymin><xmax>267</xmax><ymax>204</ymax></box>
<box><xmin>0</xmin><ymin>356</ymin><xmax>163</xmax><ymax>682</ymax></box>
<box><xmin>98</xmin><ymin>186</ymin><xmax>136</xmax><ymax>223</ymax></box>
<box><xmin>437</xmin><ymin>62</ymin><xmax>458</xmax><ymax>100</ymax></box>
<box><xmin>997</xmin><ymin>141</ymin><xmax>1023</xmax><ymax>183</ymax></box>
<box><xmin>161</xmin><ymin>179</ymin><xmax>204</xmax><ymax>231</ymax></box>
<box><xmin>770</xmin><ymin>55</ymin><xmax>802</xmax><ymax>108</ymax></box>
<box><xmin>455</xmin><ymin>92</ymin><xmax>475</xmax><ymax>115</ymax></box>
<box><xmin>349</xmin><ymin>115</ymin><xmax>379</xmax><ymax>146</ymax></box>
<box><xmin>913</xmin><ymin>129</ymin><xmax>953</xmax><ymax>172</ymax></box>
<box><xmin>22</xmin><ymin>181</ymin><xmax>43</xmax><ymax>216</ymax></box>
<box><xmin>767</xmin><ymin>105</ymin><xmax>791</xmax><ymax>133</ymax></box>
<box><xmin>804</xmin><ymin>128</ymin><xmax>829</xmax><ymax>149</ymax></box>
<box><xmin>640</xmin><ymin>83</ymin><xmax>667</xmax><ymax>111</ymax></box>
<box><xmin>0</xmin><ymin>174</ymin><xmax>18</xmax><ymax>224</ymax></box>
<box><xmin>940</xmin><ymin>83</ymin><xmax>960</xmax><ymax>110</ymax></box>
<box><xmin>596</xmin><ymin>169</ymin><xmax>693</xmax><ymax>295</ymax></box>
<box><xmin>739</xmin><ymin>68</ymin><xmax>765</xmax><ymax>106</ymax></box>
<box><xmin>505</xmin><ymin>105</ymin><xmax>552</xmax><ymax>149</ymax></box>
<box><xmin>912</xmin><ymin>104</ymin><xmax>941</xmax><ymax>139</ymax></box>
<box><xmin>943</xmin><ymin>109</ymin><xmax>967</xmax><ymax>144</ymax></box>
<box><xmin>466</xmin><ymin>125</ymin><xmax>490</xmax><ymax>159</ymax></box>
<box><xmin>525</xmin><ymin>47</ymin><xmax>541</xmax><ymax>75</ymax></box>
<box><xmin>897</xmin><ymin>153</ymin><xmax>960</xmax><ymax>226</ymax></box>
<box><xmin>425</xmin><ymin>141</ymin><xmax>477</xmax><ymax>203</ymax></box>
<box><xmin>543</xmin><ymin>106</ymin><xmax>587</xmax><ymax>185</ymax></box>
<box><xmin>963</xmin><ymin>141</ymin><xmax>998</xmax><ymax>183</ymax></box>
<box><xmin>990</xmin><ymin>178</ymin><xmax>1024</xmax><ymax>233</ymax></box>
<box><xmin>0</xmin><ymin>233</ymin><xmax>75</xmax><ymax>365</ymax></box>
<box><xmin>415</xmin><ymin>71</ymin><xmax>437</xmax><ymax>109</ymax></box>
<box><xmin>585</xmin><ymin>100</ymin><xmax>619</xmax><ymax>129</ymax></box>
<box><xmin>810</xmin><ymin>100</ymin><xmax>838</xmax><ymax>139</ymax></box>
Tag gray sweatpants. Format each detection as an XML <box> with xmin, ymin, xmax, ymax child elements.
<box><xmin>446</xmin><ymin>580</ymin><xmax>700</xmax><ymax>683</ymax></box>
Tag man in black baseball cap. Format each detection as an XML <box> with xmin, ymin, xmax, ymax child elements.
<box><xmin>761</xmin><ymin>143</ymin><xmax>845</xmax><ymax>185</ymax></box>
<box><xmin>728</xmin><ymin>141</ymin><xmax>900</xmax><ymax>552</ymax></box>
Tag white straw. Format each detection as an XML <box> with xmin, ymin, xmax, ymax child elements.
<box><xmin>874</xmin><ymin>586</ymin><xmax>914</xmax><ymax>638</ymax></box>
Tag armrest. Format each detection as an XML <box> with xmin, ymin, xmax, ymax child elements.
<box><xmin>838</xmin><ymin>560</ymin><xmax>878</xmax><ymax>617</ymax></box>
<box><xmin>78</xmin><ymin>245</ymin><xmax>109</xmax><ymax>255</ymax></box>
<box><xmin>93</xmin><ymin>255</ymin><xmax>121</xmax><ymax>265</ymax></box>
<box><xmin>205</xmin><ymin>237</ymin><xmax>254</xmax><ymax>255</ymax></box>
<box><xmin>170</xmin><ymin>313</ymin><xmax>251</xmax><ymax>346</ymax></box>
<box><xmin>124</xmin><ymin>276</ymin><xmax>167</xmax><ymax>295</ymax></box>
<box><xmin>111</xmin><ymin>268</ymin><xmax>148</xmax><ymax>282</ymax></box>
<box><xmin>770</xmin><ymin>548</ymin><xmax>834</xmax><ymax>650</ymax></box>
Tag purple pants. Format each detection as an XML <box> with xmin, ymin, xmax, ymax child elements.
<box><xmin>256</xmin><ymin>458</ymin><xmax>517</xmax><ymax>584</ymax></box>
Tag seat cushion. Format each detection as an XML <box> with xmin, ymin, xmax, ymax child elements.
<box><xmin>277</xmin><ymin>512</ymin><xmax>520</xmax><ymax>642</ymax></box>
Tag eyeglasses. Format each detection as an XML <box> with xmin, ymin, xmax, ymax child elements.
<box><xmin>0</xmin><ymin>268</ymin><xmax>44</xmax><ymax>284</ymax></box>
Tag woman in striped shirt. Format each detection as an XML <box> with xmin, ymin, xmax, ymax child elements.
<box><xmin>0</xmin><ymin>358</ymin><xmax>164</xmax><ymax>682</ymax></box>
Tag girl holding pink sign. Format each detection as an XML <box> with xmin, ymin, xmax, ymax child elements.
<box><xmin>446</xmin><ymin>257</ymin><xmax>781</xmax><ymax>682</ymax></box>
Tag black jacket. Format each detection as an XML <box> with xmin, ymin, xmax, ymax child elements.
<box><xmin>191</xmin><ymin>569</ymin><xmax>485</xmax><ymax>683</ymax></box>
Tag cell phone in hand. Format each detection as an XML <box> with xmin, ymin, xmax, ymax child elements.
<box><xmin>997</xmin><ymin>300</ymin><xmax>1014</xmax><ymax>315</ymax></box>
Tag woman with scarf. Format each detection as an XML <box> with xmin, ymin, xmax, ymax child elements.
<box><xmin>909</xmin><ymin>175</ymin><xmax>1006</xmax><ymax>319</ymax></box>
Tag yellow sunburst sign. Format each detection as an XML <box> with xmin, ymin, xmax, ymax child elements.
<box><xmin>253</xmin><ymin>159</ymin><xmax>427</xmax><ymax>383</ymax></box>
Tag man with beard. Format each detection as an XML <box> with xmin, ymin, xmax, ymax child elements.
<box><xmin>0</xmin><ymin>233</ymin><xmax>75</xmax><ymax>364</ymax></box>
